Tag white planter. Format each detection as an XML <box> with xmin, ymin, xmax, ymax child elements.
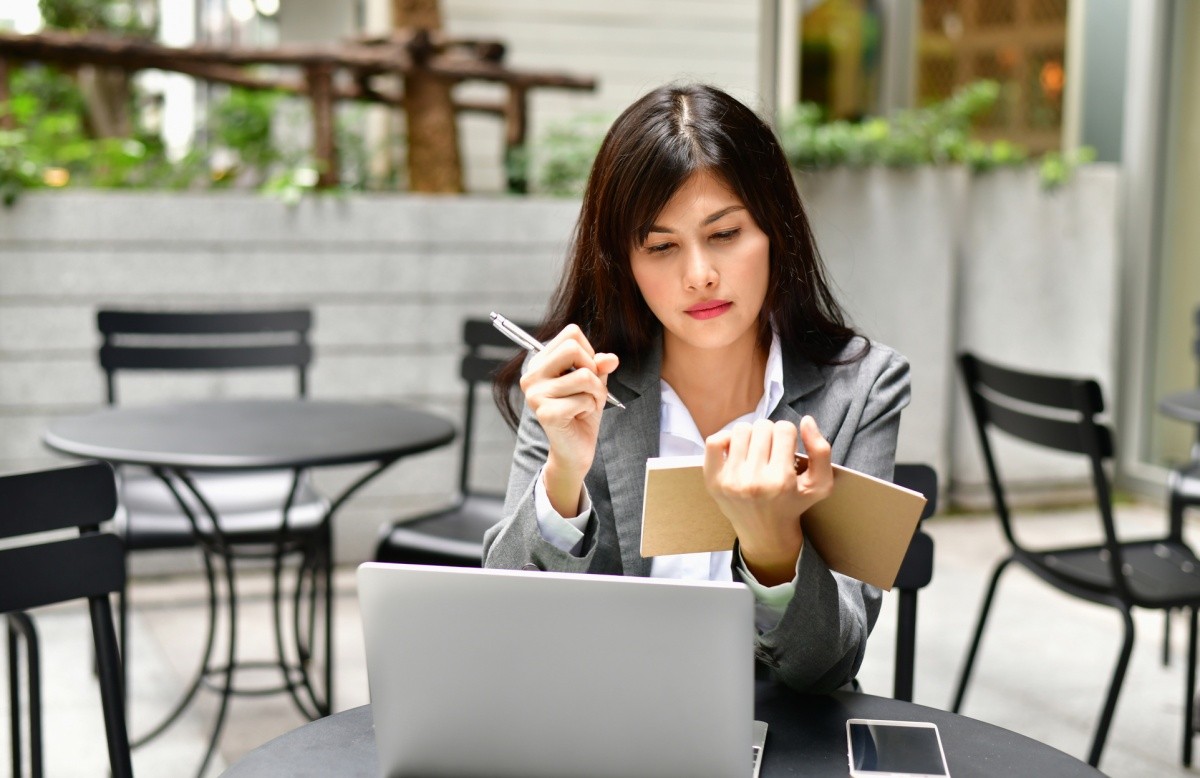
<box><xmin>798</xmin><ymin>167</ymin><xmax>968</xmax><ymax>487</ymax></box>
<box><xmin>952</xmin><ymin>166</ymin><xmax>1121</xmax><ymax>506</ymax></box>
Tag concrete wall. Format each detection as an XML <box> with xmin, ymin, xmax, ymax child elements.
<box><xmin>0</xmin><ymin>192</ymin><xmax>579</xmax><ymax>563</ymax></box>
<box><xmin>0</xmin><ymin>165</ymin><xmax>1121</xmax><ymax>562</ymax></box>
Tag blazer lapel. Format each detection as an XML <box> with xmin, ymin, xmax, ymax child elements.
<box><xmin>597</xmin><ymin>342</ymin><xmax>662</xmax><ymax>577</ymax></box>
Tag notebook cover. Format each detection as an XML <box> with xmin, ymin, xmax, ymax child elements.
<box><xmin>639</xmin><ymin>454</ymin><xmax>927</xmax><ymax>590</ymax></box>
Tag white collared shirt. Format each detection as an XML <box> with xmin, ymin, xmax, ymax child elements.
<box><xmin>533</xmin><ymin>331</ymin><xmax>798</xmax><ymax>628</ymax></box>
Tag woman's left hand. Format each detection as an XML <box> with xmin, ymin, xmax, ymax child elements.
<box><xmin>703</xmin><ymin>416</ymin><xmax>833</xmax><ymax>586</ymax></box>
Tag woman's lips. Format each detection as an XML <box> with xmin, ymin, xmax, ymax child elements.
<box><xmin>685</xmin><ymin>300</ymin><xmax>732</xmax><ymax>320</ymax></box>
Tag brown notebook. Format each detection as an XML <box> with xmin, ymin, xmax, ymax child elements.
<box><xmin>639</xmin><ymin>454</ymin><xmax>927</xmax><ymax>590</ymax></box>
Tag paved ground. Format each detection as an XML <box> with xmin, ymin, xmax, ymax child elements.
<box><xmin>3</xmin><ymin>500</ymin><xmax>1199</xmax><ymax>777</ymax></box>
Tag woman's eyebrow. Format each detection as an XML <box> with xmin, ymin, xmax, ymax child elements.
<box><xmin>702</xmin><ymin>205</ymin><xmax>744</xmax><ymax>225</ymax></box>
<box><xmin>647</xmin><ymin>205</ymin><xmax>745</xmax><ymax>234</ymax></box>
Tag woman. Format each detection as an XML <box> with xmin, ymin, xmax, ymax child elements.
<box><xmin>483</xmin><ymin>83</ymin><xmax>910</xmax><ymax>693</ymax></box>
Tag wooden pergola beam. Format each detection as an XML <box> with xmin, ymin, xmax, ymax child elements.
<box><xmin>0</xmin><ymin>30</ymin><xmax>595</xmax><ymax>90</ymax></box>
<box><xmin>0</xmin><ymin>29</ymin><xmax>597</xmax><ymax>188</ymax></box>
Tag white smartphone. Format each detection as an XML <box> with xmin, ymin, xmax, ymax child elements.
<box><xmin>846</xmin><ymin>718</ymin><xmax>951</xmax><ymax>778</ymax></box>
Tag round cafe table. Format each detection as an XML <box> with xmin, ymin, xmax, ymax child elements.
<box><xmin>221</xmin><ymin>681</ymin><xmax>1103</xmax><ymax>777</ymax></box>
<box><xmin>1159</xmin><ymin>389</ymin><xmax>1200</xmax><ymax>425</ymax></box>
<box><xmin>44</xmin><ymin>399</ymin><xmax>456</xmax><ymax>778</ymax></box>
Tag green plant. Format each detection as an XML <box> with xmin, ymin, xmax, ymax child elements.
<box><xmin>0</xmin><ymin>129</ymin><xmax>40</xmax><ymax>206</ymax></box>
<box><xmin>530</xmin><ymin>113</ymin><xmax>611</xmax><ymax>197</ymax></box>
<box><xmin>779</xmin><ymin>80</ymin><xmax>1092</xmax><ymax>188</ymax></box>
<box><xmin>0</xmin><ymin>64</ymin><xmax>194</xmax><ymax>199</ymax></box>
<box><xmin>39</xmin><ymin>0</ymin><xmax>154</xmax><ymax>35</ymax></box>
<box><xmin>208</xmin><ymin>87</ymin><xmax>283</xmax><ymax>184</ymax></box>
<box><xmin>261</xmin><ymin>163</ymin><xmax>321</xmax><ymax>206</ymax></box>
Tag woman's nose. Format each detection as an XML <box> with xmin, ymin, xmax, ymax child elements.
<box><xmin>682</xmin><ymin>247</ymin><xmax>718</xmax><ymax>290</ymax></box>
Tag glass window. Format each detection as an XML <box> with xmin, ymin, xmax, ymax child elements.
<box><xmin>798</xmin><ymin>0</ymin><xmax>884</xmax><ymax>121</ymax></box>
<box><xmin>917</xmin><ymin>0</ymin><xmax>1069</xmax><ymax>152</ymax></box>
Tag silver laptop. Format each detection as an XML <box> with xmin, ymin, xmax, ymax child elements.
<box><xmin>357</xmin><ymin>562</ymin><xmax>765</xmax><ymax>778</ymax></box>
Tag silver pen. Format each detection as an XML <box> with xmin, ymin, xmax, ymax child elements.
<box><xmin>490</xmin><ymin>312</ymin><xmax>626</xmax><ymax>410</ymax></box>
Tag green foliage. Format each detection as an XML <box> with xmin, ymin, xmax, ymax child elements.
<box><xmin>0</xmin><ymin>61</ymin><xmax>396</xmax><ymax>206</ymax></box>
<box><xmin>530</xmin><ymin>81</ymin><xmax>1093</xmax><ymax>196</ymax></box>
<box><xmin>0</xmin><ymin>64</ymin><xmax>195</xmax><ymax>199</ymax></box>
<box><xmin>1038</xmin><ymin>146</ymin><xmax>1097</xmax><ymax>189</ymax></box>
<box><xmin>779</xmin><ymin>80</ymin><xmax>1091</xmax><ymax>189</ymax></box>
<box><xmin>261</xmin><ymin>164</ymin><xmax>321</xmax><ymax>206</ymax></box>
<box><xmin>208</xmin><ymin>87</ymin><xmax>282</xmax><ymax>183</ymax></box>
<box><xmin>0</xmin><ymin>130</ymin><xmax>40</xmax><ymax>206</ymax></box>
<box><xmin>39</xmin><ymin>0</ymin><xmax>153</xmax><ymax>35</ymax></box>
<box><xmin>530</xmin><ymin>113</ymin><xmax>610</xmax><ymax>197</ymax></box>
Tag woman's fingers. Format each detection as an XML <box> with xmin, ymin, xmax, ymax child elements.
<box><xmin>542</xmin><ymin>323</ymin><xmax>595</xmax><ymax>360</ymax></box>
<box><xmin>703</xmin><ymin>430</ymin><xmax>731</xmax><ymax>489</ymax></box>
<box><xmin>528</xmin><ymin>335</ymin><xmax>597</xmax><ymax>380</ymax></box>
<box><xmin>745</xmin><ymin>419</ymin><xmax>775</xmax><ymax>470</ymax></box>
<box><xmin>797</xmin><ymin>415</ymin><xmax>833</xmax><ymax>499</ymax></box>
<box><xmin>526</xmin><ymin>366</ymin><xmax>611</xmax><ymax>414</ymax></box>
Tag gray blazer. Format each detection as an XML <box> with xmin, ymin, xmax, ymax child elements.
<box><xmin>483</xmin><ymin>336</ymin><xmax>912</xmax><ymax>693</ymax></box>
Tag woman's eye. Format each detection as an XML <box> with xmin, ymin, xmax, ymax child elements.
<box><xmin>712</xmin><ymin>228</ymin><xmax>740</xmax><ymax>242</ymax></box>
<box><xmin>644</xmin><ymin>242</ymin><xmax>673</xmax><ymax>254</ymax></box>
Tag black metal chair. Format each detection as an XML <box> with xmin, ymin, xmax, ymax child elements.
<box><xmin>890</xmin><ymin>462</ymin><xmax>937</xmax><ymax>703</ymax></box>
<box><xmin>2</xmin><ymin>462</ymin><xmax>132</xmax><ymax>778</ymax></box>
<box><xmin>96</xmin><ymin>308</ymin><xmax>329</xmax><ymax>736</ymax></box>
<box><xmin>951</xmin><ymin>351</ymin><xmax>1200</xmax><ymax>768</ymax></box>
<box><xmin>373</xmin><ymin>317</ymin><xmax>525</xmax><ymax>566</ymax></box>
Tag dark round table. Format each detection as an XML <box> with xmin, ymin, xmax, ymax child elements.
<box><xmin>44</xmin><ymin>399</ymin><xmax>456</xmax><ymax>777</ymax></box>
<box><xmin>44</xmin><ymin>399</ymin><xmax>456</xmax><ymax>471</ymax></box>
<box><xmin>221</xmin><ymin>682</ymin><xmax>1103</xmax><ymax>777</ymax></box>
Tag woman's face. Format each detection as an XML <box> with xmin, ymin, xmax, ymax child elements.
<box><xmin>629</xmin><ymin>170</ymin><xmax>770</xmax><ymax>359</ymax></box>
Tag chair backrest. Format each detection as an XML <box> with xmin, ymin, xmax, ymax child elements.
<box><xmin>97</xmin><ymin>308</ymin><xmax>313</xmax><ymax>405</ymax></box>
<box><xmin>456</xmin><ymin>318</ymin><xmax>528</xmax><ymax>495</ymax></box>
<box><xmin>958</xmin><ymin>352</ymin><xmax>1125</xmax><ymax>594</ymax></box>
<box><xmin>0</xmin><ymin>462</ymin><xmax>131</xmax><ymax>778</ymax></box>
<box><xmin>890</xmin><ymin>462</ymin><xmax>937</xmax><ymax>702</ymax></box>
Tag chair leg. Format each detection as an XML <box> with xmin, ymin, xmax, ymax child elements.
<box><xmin>894</xmin><ymin>589</ymin><xmax>917</xmax><ymax>702</ymax></box>
<box><xmin>1166</xmin><ymin>493</ymin><xmax>1191</xmax><ymax>669</ymax></box>
<box><xmin>1185</xmin><ymin>606</ymin><xmax>1198</xmax><ymax>767</ymax></box>
<box><xmin>8</xmin><ymin>615</ymin><xmax>23</xmax><ymax>778</ymax></box>
<box><xmin>118</xmin><ymin>585</ymin><xmax>129</xmax><ymax>703</ymax></box>
<box><xmin>322</xmin><ymin>523</ymin><xmax>334</xmax><ymax>716</ymax></box>
<box><xmin>1086</xmin><ymin>605</ymin><xmax>1135</xmax><ymax>768</ymax></box>
<box><xmin>1165</xmin><ymin>609</ymin><xmax>1173</xmax><ymax>667</ymax></box>
<box><xmin>8</xmin><ymin>612</ymin><xmax>43</xmax><ymax>778</ymax></box>
<box><xmin>951</xmin><ymin>557</ymin><xmax>1011</xmax><ymax>713</ymax></box>
<box><xmin>89</xmin><ymin>598</ymin><xmax>133</xmax><ymax>778</ymax></box>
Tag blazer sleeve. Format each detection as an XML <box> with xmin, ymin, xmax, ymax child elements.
<box><xmin>482</xmin><ymin>403</ymin><xmax>622</xmax><ymax>574</ymax></box>
<box><xmin>748</xmin><ymin>345</ymin><xmax>911</xmax><ymax>693</ymax></box>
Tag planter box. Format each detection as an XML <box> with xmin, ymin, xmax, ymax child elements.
<box><xmin>951</xmin><ymin>166</ymin><xmax>1121</xmax><ymax>508</ymax></box>
<box><xmin>798</xmin><ymin>167</ymin><xmax>967</xmax><ymax>489</ymax></box>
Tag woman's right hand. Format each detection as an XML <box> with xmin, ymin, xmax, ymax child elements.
<box><xmin>519</xmin><ymin>324</ymin><xmax>619</xmax><ymax>516</ymax></box>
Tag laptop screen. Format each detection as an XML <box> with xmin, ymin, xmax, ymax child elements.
<box><xmin>357</xmin><ymin>563</ymin><xmax>755</xmax><ymax>778</ymax></box>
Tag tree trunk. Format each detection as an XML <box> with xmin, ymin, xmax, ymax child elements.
<box><xmin>392</xmin><ymin>0</ymin><xmax>463</xmax><ymax>193</ymax></box>
<box><xmin>76</xmin><ymin>65</ymin><xmax>133</xmax><ymax>138</ymax></box>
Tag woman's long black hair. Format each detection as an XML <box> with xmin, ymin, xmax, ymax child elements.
<box><xmin>495</xmin><ymin>83</ymin><xmax>863</xmax><ymax>428</ymax></box>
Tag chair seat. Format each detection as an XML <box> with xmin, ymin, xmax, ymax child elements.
<box><xmin>374</xmin><ymin>493</ymin><xmax>504</xmax><ymax>567</ymax></box>
<box><xmin>116</xmin><ymin>467</ymin><xmax>329</xmax><ymax>548</ymax></box>
<box><xmin>1030</xmin><ymin>539</ymin><xmax>1200</xmax><ymax>607</ymax></box>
